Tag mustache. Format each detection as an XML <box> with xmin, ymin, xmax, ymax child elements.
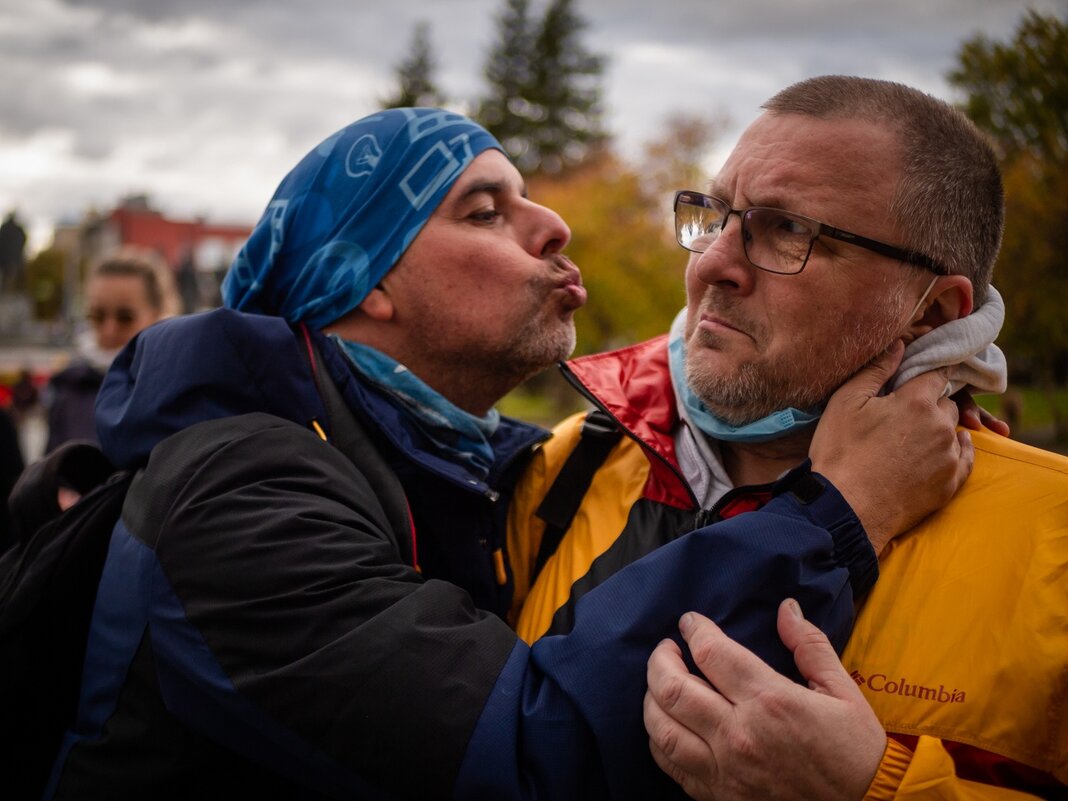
<box><xmin>548</xmin><ymin>252</ymin><xmax>582</xmax><ymax>282</ymax></box>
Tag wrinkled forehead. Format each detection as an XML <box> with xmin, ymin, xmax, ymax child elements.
<box><xmin>714</xmin><ymin>112</ymin><xmax>903</xmax><ymax>226</ymax></box>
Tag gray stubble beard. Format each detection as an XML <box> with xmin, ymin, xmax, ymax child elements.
<box><xmin>685</xmin><ymin>282</ymin><xmax>912</xmax><ymax>425</ymax></box>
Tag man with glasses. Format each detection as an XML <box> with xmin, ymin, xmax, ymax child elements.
<box><xmin>511</xmin><ymin>75</ymin><xmax>1067</xmax><ymax>798</ymax></box>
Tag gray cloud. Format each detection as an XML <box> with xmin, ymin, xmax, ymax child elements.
<box><xmin>2</xmin><ymin>0</ymin><xmax>1062</xmax><ymax>244</ymax></box>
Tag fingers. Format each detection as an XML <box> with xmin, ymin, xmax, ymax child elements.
<box><xmin>776</xmin><ymin>600</ymin><xmax>860</xmax><ymax>699</ymax></box>
<box><xmin>648</xmin><ymin>738</ymin><xmax>713</xmax><ymax>801</ymax></box>
<box><xmin>647</xmin><ymin>634</ymin><xmax>732</xmax><ymax>729</ymax></box>
<box><xmin>930</xmin><ymin>426</ymin><xmax>973</xmax><ymax>508</ymax></box>
<box><xmin>935</xmin><ymin>389</ymin><xmax>961</xmax><ymax>428</ymax></box>
<box><xmin>955</xmin><ymin>429</ymin><xmax>975</xmax><ymax>487</ymax></box>
<box><xmin>952</xmin><ymin>390</ymin><xmax>1011</xmax><ymax>436</ymax></box>
<box><xmin>644</xmin><ymin>688</ymin><xmax>719</xmax><ymax>783</ymax></box>
<box><xmin>645</xmin><ymin>636</ymin><xmax>726</xmax><ymax>801</ymax></box>
<box><xmin>979</xmin><ymin>406</ymin><xmax>1011</xmax><ymax>437</ymax></box>
<box><xmin>676</xmin><ymin>612</ymin><xmax>789</xmax><ymax>702</ymax></box>
<box><xmin>893</xmin><ymin>366</ymin><xmax>953</xmax><ymax>406</ymax></box>
<box><xmin>953</xmin><ymin>389</ymin><xmax>995</xmax><ymax>433</ymax></box>
<box><xmin>954</xmin><ymin>389</ymin><xmax>983</xmax><ymax>431</ymax></box>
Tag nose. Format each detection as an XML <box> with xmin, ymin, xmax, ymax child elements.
<box><xmin>528</xmin><ymin>199</ymin><xmax>571</xmax><ymax>257</ymax></box>
<box><xmin>95</xmin><ymin>320</ymin><xmax>124</xmax><ymax>350</ymax></box>
<box><xmin>690</xmin><ymin>214</ymin><xmax>755</xmax><ymax>293</ymax></box>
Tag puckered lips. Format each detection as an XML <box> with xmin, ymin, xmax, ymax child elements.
<box><xmin>551</xmin><ymin>254</ymin><xmax>588</xmax><ymax>310</ymax></box>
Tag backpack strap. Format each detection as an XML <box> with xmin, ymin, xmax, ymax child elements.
<box><xmin>532</xmin><ymin>409</ymin><xmax>622</xmax><ymax>581</ymax></box>
<box><xmin>298</xmin><ymin>326</ymin><xmax>417</xmax><ymax>568</ymax></box>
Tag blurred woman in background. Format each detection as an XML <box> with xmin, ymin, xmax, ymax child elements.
<box><xmin>44</xmin><ymin>248</ymin><xmax>177</xmax><ymax>452</ymax></box>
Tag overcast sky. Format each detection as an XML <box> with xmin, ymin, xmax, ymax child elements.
<box><xmin>1</xmin><ymin>0</ymin><xmax>1064</xmax><ymax>251</ymax></box>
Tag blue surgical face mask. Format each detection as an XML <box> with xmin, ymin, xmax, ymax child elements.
<box><xmin>668</xmin><ymin>332</ymin><xmax>820</xmax><ymax>443</ymax></box>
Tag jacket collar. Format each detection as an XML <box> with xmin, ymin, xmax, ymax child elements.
<box><xmin>313</xmin><ymin>330</ymin><xmax>548</xmax><ymax>497</ymax></box>
<box><xmin>561</xmin><ymin>335</ymin><xmax>695</xmax><ymax>509</ymax></box>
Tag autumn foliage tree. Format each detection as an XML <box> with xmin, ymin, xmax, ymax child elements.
<box><xmin>949</xmin><ymin>10</ymin><xmax>1068</xmax><ymax>437</ymax></box>
<box><xmin>950</xmin><ymin>11</ymin><xmax>1067</xmax><ymax>166</ymax></box>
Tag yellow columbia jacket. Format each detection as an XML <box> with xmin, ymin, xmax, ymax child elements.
<box><xmin>844</xmin><ymin>425</ymin><xmax>1068</xmax><ymax>798</ymax></box>
<box><xmin>511</xmin><ymin>338</ymin><xmax>1068</xmax><ymax>799</ymax></box>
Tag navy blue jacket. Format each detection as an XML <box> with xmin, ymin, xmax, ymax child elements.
<box><xmin>48</xmin><ymin>309</ymin><xmax>872</xmax><ymax>800</ymax></box>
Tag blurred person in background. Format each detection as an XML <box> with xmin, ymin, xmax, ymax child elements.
<box><xmin>44</xmin><ymin>248</ymin><xmax>178</xmax><ymax>453</ymax></box>
<box><xmin>0</xmin><ymin>406</ymin><xmax>24</xmax><ymax>549</ymax></box>
<box><xmin>9</xmin><ymin>368</ymin><xmax>40</xmax><ymax>425</ymax></box>
<box><xmin>0</xmin><ymin>210</ymin><xmax>27</xmax><ymax>295</ymax></box>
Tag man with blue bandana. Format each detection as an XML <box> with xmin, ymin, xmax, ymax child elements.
<box><xmin>47</xmin><ymin>107</ymin><xmax>971</xmax><ymax>799</ymax></box>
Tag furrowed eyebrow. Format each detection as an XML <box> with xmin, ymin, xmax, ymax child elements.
<box><xmin>705</xmin><ymin>182</ymin><xmax>791</xmax><ymax>212</ymax></box>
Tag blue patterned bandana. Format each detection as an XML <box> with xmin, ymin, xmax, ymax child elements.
<box><xmin>222</xmin><ymin>108</ymin><xmax>503</xmax><ymax>327</ymax></box>
<box><xmin>332</xmin><ymin>336</ymin><xmax>500</xmax><ymax>479</ymax></box>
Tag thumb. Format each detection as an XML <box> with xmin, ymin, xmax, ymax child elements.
<box><xmin>777</xmin><ymin>600</ymin><xmax>859</xmax><ymax>699</ymax></box>
<box><xmin>832</xmin><ymin>340</ymin><xmax>904</xmax><ymax>405</ymax></box>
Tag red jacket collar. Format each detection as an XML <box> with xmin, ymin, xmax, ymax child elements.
<box><xmin>562</xmin><ymin>336</ymin><xmax>695</xmax><ymax>509</ymax></box>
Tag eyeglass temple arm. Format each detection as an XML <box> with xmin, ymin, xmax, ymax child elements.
<box><xmin>819</xmin><ymin>224</ymin><xmax>947</xmax><ymax>275</ymax></box>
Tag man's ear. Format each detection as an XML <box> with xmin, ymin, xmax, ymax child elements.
<box><xmin>907</xmin><ymin>275</ymin><xmax>974</xmax><ymax>339</ymax></box>
<box><xmin>357</xmin><ymin>285</ymin><xmax>395</xmax><ymax>322</ymax></box>
<box><xmin>321</xmin><ymin>286</ymin><xmax>395</xmax><ymax>341</ymax></box>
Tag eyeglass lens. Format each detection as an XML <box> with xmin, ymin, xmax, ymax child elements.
<box><xmin>676</xmin><ymin>196</ymin><xmax>816</xmax><ymax>274</ymax></box>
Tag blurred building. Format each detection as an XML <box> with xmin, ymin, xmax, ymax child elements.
<box><xmin>54</xmin><ymin>194</ymin><xmax>252</xmax><ymax>316</ymax></box>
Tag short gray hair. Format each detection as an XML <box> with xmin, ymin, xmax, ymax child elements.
<box><xmin>762</xmin><ymin>75</ymin><xmax>1003</xmax><ymax>306</ymax></box>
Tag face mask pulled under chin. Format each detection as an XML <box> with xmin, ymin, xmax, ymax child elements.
<box><xmin>667</xmin><ymin>316</ymin><xmax>821</xmax><ymax>444</ymax></box>
<box><xmin>671</xmin><ymin>275</ymin><xmax>943</xmax><ymax>444</ymax></box>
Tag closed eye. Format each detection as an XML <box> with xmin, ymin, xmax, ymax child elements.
<box><xmin>469</xmin><ymin>208</ymin><xmax>502</xmax><ymax>223</ymax></box>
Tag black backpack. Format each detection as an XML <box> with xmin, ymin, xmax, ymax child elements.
<box><xmin>0</xmin><ymin>441</ymin><xmax>131</xmax><ymax>798</ymax></box>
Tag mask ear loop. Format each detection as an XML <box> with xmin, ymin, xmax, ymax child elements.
<box><xmin>887</xmin><ymin>274</ymin><xmax>948</xmax><ymax>399</ymax></box>
<box><xmin>902</xmin><ymin>275</ymin><xmax>939</xmax><ymax>330</ymax></box>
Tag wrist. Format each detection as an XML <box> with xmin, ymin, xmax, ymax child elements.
<box><xmin>772</xmin><ymin>462</ymin><xmax>879</xmax><ymax>598</ymax></box>
<box><xmin>861</xmin><ymin>737</ymin><xmax>909</xmax><ymax>801</ymax></box>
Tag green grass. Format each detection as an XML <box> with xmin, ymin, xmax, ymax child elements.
<box><xmin>974</xmin><ymin>385</ymin><xmax>1068</xmax><ymax>432</ymax></box>
<box><xmin>497</xmin><ymin>390</ymin><xmax>561</xmax><ymax>426</ymax></box>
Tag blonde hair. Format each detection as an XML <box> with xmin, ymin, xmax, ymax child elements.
<box><xmin>90</xmin><ymin>247</ymin><xmax>180</xmax><ymax>318</ymax></box>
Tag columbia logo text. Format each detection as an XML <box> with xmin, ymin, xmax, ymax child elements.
<box><xmin>850</xmin><ymin>670</ymin><xmax>966</xmax><ymax>704</ymax></box>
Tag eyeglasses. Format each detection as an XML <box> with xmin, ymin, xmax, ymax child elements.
<box><xmin>673</xmin><ymin>190</ymin><xmax>947</xmax><ymax>276</ymax></box>
<box><xmin>86</xmin><ymin>308</ymin><xmax>138</xmax><ymax>326</ymax></box>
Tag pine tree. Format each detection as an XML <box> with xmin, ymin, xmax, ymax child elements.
<box><xmin>381</xmin><ymin>22</ymin><xmax>446</xmax><ymax>109</ymax></box>
<box><xmin>526</xmin><ymin>0</ymin><xmax>606</xmax><ymax>173</ymax></box>
<box><xmin>477</xmin><ymin>0</ymin><xmax>606</xmax><ymax>174</ymax></box>
<box><xmin>477</xmin><ymin>0</ymin><xmax>536</xmax><ymax>162</ymax></box>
